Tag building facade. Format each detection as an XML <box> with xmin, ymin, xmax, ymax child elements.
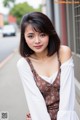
<box><xmin>41</xmin><ymin>0</ymin><xmax>80</xmax><ymax>107</ymax></box>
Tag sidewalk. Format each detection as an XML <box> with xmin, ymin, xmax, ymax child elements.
<box><xmin>0</xmin><ymin>50</ymin><xmax>80</xmax><ymax>120</ymax></box>
<box><xmin>0</xmin><ymin>50</ymin><xmax>29</xmax><ymax>120</ymax></box>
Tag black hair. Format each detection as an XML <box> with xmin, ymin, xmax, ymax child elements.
<box><xmin>19</xmin><ymin>12</ymin><xmax>61</xmax><ymax>57</ymax></box>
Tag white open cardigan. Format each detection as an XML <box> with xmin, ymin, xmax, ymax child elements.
<box><xmin>17</xmin><ymin>57</ymin><xmax>79</xmax><ymax>120</ymax></box>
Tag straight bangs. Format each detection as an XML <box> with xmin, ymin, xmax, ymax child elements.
<box><xmin>31</xmin><ymin>22</ymin><xmax>56</xmax><ymax>36</ymax></box>
<box><xmin>23</xmin><ymin>20</ymin><xmax>49</xmax><ymax>35</ymax></box>
<box><xmin>31</xmin><ymin>22</ymin><xmax>47</xmax><ymax>34</ymax></box>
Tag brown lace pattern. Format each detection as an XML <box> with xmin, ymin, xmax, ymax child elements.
<box><xmin>26</xmin><ymin>57</ymin><xmax>61</xmax><ymax>120</ymax></box>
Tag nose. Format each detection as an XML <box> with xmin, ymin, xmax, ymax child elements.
<box><xmin>35</xmin><ymin>36</ymin><xmax>41</xmax><ymax>43</ymax></box>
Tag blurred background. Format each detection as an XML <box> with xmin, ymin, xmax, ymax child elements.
<box><xmin>0</xmin><ymin>0</ymin><xmax>80</xmax><ymax>120</ymax></box>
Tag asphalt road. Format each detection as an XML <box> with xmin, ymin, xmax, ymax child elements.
<box><xmin>0</xmin><ymin>52</ymin><xmax>29</xmax><ymax>120</ymax></box>
<box><xmin>0</xmin><ymin>32</ymin><xmax>20</xmax><ymax>62</ymax></box>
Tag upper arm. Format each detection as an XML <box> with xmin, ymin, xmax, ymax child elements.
<box><xmin>17</xmin><ymin>58</ymin><xmax>42</xmax><ymax>96</ymax></box>
<box><xmin>58</xmin><ymin>46</ymin><xmax>75</xmax><ymax>110</ymax></box>
<box><xmin>59</xmin><ymin>45</ymin><xmax>72</xmax><ymax>64</ymax></box>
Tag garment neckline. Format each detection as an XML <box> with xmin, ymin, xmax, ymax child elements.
<box><xmin>26</xmin><ymin>53</ymin><xmax>61</xmax><ymax>85</ymax></box>
<box><xmin>39</xmin><ymin>71</ymin><xmax>58</xmax><ymax>79</ymax></box>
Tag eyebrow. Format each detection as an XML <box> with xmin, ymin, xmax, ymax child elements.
<box><xmin>27</xmin><ymin>33</ymin><xmax>34</xmax><ymax>35</ymax></box>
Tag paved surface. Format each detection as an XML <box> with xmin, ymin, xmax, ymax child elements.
<box><xmin>0</xmin><ymin>50</ymin><xmax>29</xmax><ymax>120</ymax></box>
<box><xmin>0</xmin><ymin>50</ymin><xmax>80</xmax><ymax>120</ymax></box>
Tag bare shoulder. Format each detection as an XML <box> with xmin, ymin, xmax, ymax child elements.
<box><xmin>59</xmin><ymin>45</ymin><xmax>72</xmax><ymax>64</ymax></box>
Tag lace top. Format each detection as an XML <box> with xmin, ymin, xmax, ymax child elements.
<box><xmin>26</xmin><ymin>55</ymin><xmax>61</xmax><ymax>120</ymax></box>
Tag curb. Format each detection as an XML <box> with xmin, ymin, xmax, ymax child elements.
<box><xmin>0</xmin><ymin>48</ymin><xmax>18</xmax><ymax>69</ymax></box>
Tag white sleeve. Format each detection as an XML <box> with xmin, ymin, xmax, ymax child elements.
<box><xmin>17</xmin><ymin>58</ymin><xmax>51</xmax><ymax>120</ymax></box>
<box><xmin>57</xmin><ymin>57</ymin><xmax>79</xmax><ymax>120</ymax></box>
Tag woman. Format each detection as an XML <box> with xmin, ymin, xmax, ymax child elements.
<box><xmin>17</xmin><ymin>12</ymin><xmax>79</xmax><ymax>120</ymax></box>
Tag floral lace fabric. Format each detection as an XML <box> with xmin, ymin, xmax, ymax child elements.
<box><xmin>26</xmin><ymin>57</ymin><xmax>61</xmax><ymax>120</ymax></box>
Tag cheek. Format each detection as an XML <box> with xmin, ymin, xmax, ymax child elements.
<box><xmin>24</xmin><ymin>36</ymin><xmax>32</xmax><ymax>45</ymax></box>
<box><xmin>26</xmin><ymin>40</ymin><xmax>32</xmax><ymax>48</ymax></box>
<box><xmin>25</xmin><ymin>39</ymin><xmax>35</xmax><ymax>51</ymax></box>
<box><xmin>24</xmin><ymin>35</ymin><xmax>31</xmax><ymax>45</ymax></box>
<box><xmin>44</xmin><ymin>36</ymin><xmax>49</xmax><ymax>44</ymax></box>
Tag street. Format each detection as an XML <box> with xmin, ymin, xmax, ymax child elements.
<box><xmin>0</xmin><ymin>32</ymin><xmax>20</xmax><ymax>62</ymax></box>
<box><xmin>0</xmin><ymin>32</ymin><xmax>29</xmax><ymax>120</ymax></box>
<box><xmin>0</xmin><ymin>52</ymin><xmax>29</xmax><ymax>120</ymax></box>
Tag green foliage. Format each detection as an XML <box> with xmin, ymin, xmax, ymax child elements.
<box><xmin>9</xmin><ymin>2</ymin><xmax>41</xmax><ymax>25</ymax></box>
<box><xmin>3</xmin><ymin>0</ymin><xmax>15</xmax><ymax>8</ymax></box>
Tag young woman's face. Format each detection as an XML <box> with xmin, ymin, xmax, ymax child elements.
<box><xmin>24</xmin><ymin>25</ymin><xmax>49</xmax><ymax>54</ymax></box>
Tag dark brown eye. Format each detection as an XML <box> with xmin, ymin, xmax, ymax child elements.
<box><xmin>40</xmin><ymin>33</ymin><xmax>46</xmax><ymax>37</ymax></box>
<box><xmin>28</xmin><ymin>35</ymin><xmax>33</xmax><ymax>38</ymax></box>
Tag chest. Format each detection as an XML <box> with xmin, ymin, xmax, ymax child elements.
<box><xmin>31</xmin><ymin>59</ymin><xmax>59</xmax><ymax>77</ymax></box>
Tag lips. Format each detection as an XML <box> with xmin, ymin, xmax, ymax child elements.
<box><xmin>34</xmin><ymin>45</ymin><xmax>43</xmax><ymax>49</ymax></box>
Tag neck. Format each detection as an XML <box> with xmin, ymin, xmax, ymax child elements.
<box><xmin>33</xmin><ymin>50</ymin><xmax>48</xmax><ymax>60</ymax></box>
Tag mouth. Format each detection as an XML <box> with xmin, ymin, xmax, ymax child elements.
<box><xmin>34</xmin><ymin>45</ymin><xmax>43</xmax><ymax>49</ymax></box>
